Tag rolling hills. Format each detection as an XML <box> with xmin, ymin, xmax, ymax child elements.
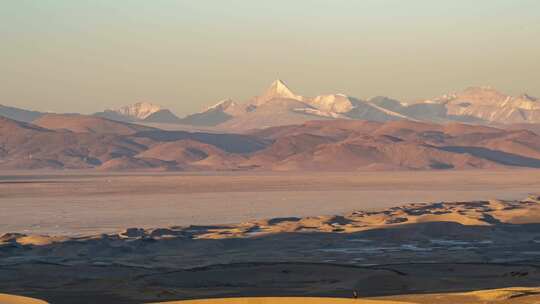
<box><xmin>1</xmin><ymin>114</ymin><xmax>540</xmax><ymax>171</ymax></box>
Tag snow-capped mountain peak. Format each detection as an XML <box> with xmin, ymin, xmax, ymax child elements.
<box><xmin>309</xmin><ymin>94</ymin><xmax>356</xmax><ymax>113</ymax></box>
<box><xmin>256</xmin><ymin>79</ymin><xmax>303</xmax><ymax>104</ymax></box>
<box><xmin>175</xmin><ymin>81</ymin><xmax>540</xmax><ymax>129</ymax></box>
<box><xmin>113</xmin><ymin>102</ymin><xmax>162</xmax><ymax>120</ymax></box>
<box><xmin>204</xmin><ymin>98</ymin><xmax>237</xmax><ymax>112</ymax></box>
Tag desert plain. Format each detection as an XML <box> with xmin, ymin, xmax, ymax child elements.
<box><xmin>1</xmin><ymin>169</ymin><xmax>540</xmax><ymax>303</ymax></box>
<box><xmin>1</xmin><ymin>169</ymin><xmax>539</xmax><ymax>236</ymax></box>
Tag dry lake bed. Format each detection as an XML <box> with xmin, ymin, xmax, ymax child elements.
<box><xmin>1</xmin><ymin>169</ymin><xmax>539</xmax><ymax>235</ymax></box>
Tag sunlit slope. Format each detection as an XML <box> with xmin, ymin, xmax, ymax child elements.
<box><xmin>378</xmin><ymin>287</ymin><xmax>540</xmax><ymax>304</ymax></box>
<box><xmin>152</xmin><ymin>298</ymin><xmax>412</xmax><ymax>304</ymax></box>
<box><xmin>152</xmin><ymin>287</ymin><xmax>540</xmax><ymax>304</ymax></box>
<box><xmin>2</xmin><ymin>287</ymin><xmax>540</xmax><ymax>304</ymax></box>
<box><xmin>0</xmin><ymin>294</ymin><xmax>49</xmax><ymax>304</ymax></box>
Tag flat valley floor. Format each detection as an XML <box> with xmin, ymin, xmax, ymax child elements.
<box><xmin>2</xmin><ymin>169</ymin><xmax>540</xmax><ymax>303</ymax></box>
<box><xmin>1</xmin><ymin>169</ymin><xmax>539</xmax><ymax>235</ymax></box>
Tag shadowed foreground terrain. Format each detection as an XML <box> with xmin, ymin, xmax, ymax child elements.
<box><xmin>2</xmin><ymin>196</ymin><xmax>540</xmax><ymax>303</ymax></box>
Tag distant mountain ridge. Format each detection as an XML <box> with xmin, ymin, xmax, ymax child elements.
<box><xmin>182</xmin><ymin>80</ymin><xmax>410</xmax><ymax>130</ymax></box>
<box><xmin>94</xmin><ymin>102</ymin><xmax>181</xmax><ymax>124</ymax></box>
<box><xmin>177</xmin><ymin>99</ymin><xmax>237</xmax><ymax>126</ymax></box>
<box><xmin>1</xmin><ymin>80</ymin><xmax>539</xmax><ymax>132</ymax></box>
<box><xmin>113</xmin><ymin>102</ymin><xmax>163</xmax><ymax>120</ymax></box>
<box><xmin>33</xmin><ymin>113</ymin><xmax>156</xmax><ymax>135</ymax></box>
<box><xmin>172</xmin><ymin>80</ymin><xmax>540</xmax><ymax>131</ymax></box>
<box><xmin>0</xmin><ymin>104</ymin><xmax>44</xmax><ymax>123</ymax></box>
<box><xmin>426</xmin><ymin>86</ymin><xmax>540</xmax><ymax>124</ymax></box>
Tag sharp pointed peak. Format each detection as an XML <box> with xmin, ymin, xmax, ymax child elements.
<box><xmin>270</xmin><ymin>78</ymin><xmax>288</xmax><ymax>87</ymax></box>
<box><xmin>260</xmin><ymin>79</ymin><xmax>301</xmax><ymax>102</ymax></box>
<box><xmin>268</xmin><ymin>79</ymin><xmax>293</xmax><ymax>92</ymax></box>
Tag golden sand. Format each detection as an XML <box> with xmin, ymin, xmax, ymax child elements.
<box><xmin>0</xmin><ymin>294</ymin><xmax>49</xmax><ymax>304</ymax></box>
<box><xmin>152</xmin><ymin>298</ymin><xmax>412</xmax><ymax>304</ymax></box>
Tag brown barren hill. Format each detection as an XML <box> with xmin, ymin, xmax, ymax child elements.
<box><xmin>98</xmin><ymin>156</ymin><xmax>176</xmax><ymax>171</ymax></box>
<box><xmin>3</xmin><ymin>116</ymin><xmax>540</xmax><ymax>170</ymax></box>
<box><xmin>136</xmin><ymin>139</ymin><xmax>246</xmax><ymax>170</ymax></box>
<box><xmin>503</xmin><ymin>123</ymin><xmax>540</xmax><ymax>135</ymax></box>
<box><xmin>0</xmin><ymin>116</ymin><xmax>148</xmax><ymax>169</ymax></box>
<box><xmin>247</xmin><ymin>120</ymin><xmax>540</xmax><ymax>170</ymax></box>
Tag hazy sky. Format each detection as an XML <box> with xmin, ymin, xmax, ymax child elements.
<box><xmin>2</xmin><ymin>0</ymin><xmax>539</xmax><ymax>116</ymax></box>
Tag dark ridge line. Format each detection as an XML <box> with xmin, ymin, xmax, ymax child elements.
<box><xmin>130</xmin><ymin>260</ymin><xmax>540</xmax><ymax>281</ymax></box>
<box><xmin>438</xmin><ymin>146</ymin><xmax>540</xmax><ymax>168</ymax></box>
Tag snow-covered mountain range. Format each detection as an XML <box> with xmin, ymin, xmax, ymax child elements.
<box><xmin>1</xmin><ymin>80</ymin><xmax>539</xmax><ymax>130</ymax></box>
<box><xmin>173</xmin><ymin>80</ymin><xmax>540</xmax><ymax>131</ymax></box>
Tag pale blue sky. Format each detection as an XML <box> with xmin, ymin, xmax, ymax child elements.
<box><xmin>1</xmin><ymin>0</ymin><xmax>539</xmax><ymax>115</ymax></box>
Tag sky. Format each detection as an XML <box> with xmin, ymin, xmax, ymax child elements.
<box><xmin>1</xmin><ymin>0</ymin><xmax>539</xmax><ymax>116</ymax></box>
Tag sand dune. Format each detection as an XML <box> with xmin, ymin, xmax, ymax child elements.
<box><xmin>153</xmin><ymin>288</ymin><xmax>540</xmax><ymax>303</ymax></box>
<box><xmin>379</xmin><ymin>287</ymin><xmax>540</xmax><ymax>303</ymax></box>
<box><xmin>3</xmin><ymin>288</ymin><xmax>540</xmax><ymax>304</ymax></box>
<box><xmin>3</xmin><ymin>195</ymin><xmax>539</xmax><ymax>245</ymax></box>
<box><xmin>2</xmin><ymin>170</ymin><xmax>538</xmax><ymax>236</ymax></box>
<box><xmin>153</xmin><ymin>298</ymin><xmax>412</xmax><ymax>304</ymax></box>
<box><xmin>123</xmin><ymin>195</ymin><xmax>540</xmax><ymax>240</ymax></box>
<box><xmin>0</xmin><ymin>294</ymin><xmax>48</xmax><ymax>304</ymax></box>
